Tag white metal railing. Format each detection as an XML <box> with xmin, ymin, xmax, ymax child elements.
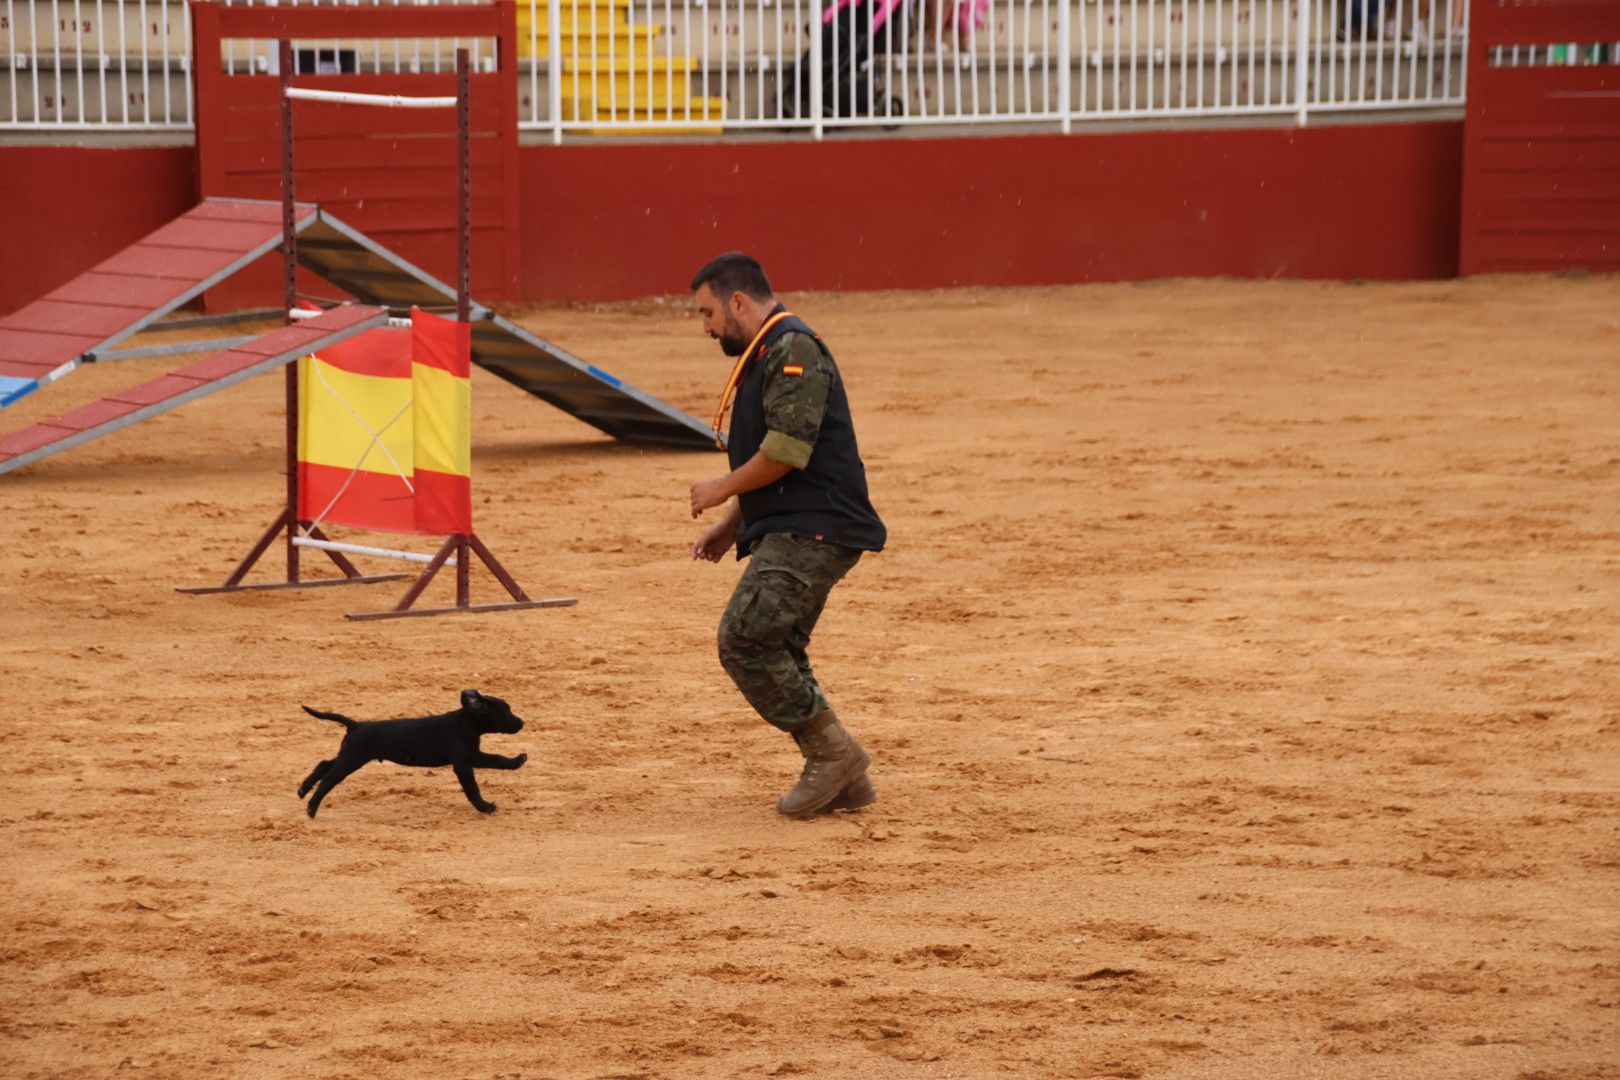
<box><xmin>3</xmin><ymin>0</ymin><xmax>192</xmax><ymax>127</ymax></box>
<box><xmin>2</xmin><ymin>0</ymin><xmax>1471</xmax><ymax>134</ymax></box>
<box><xmin>216</xmin><ymin>0</ymin><xmax>499</xmax><ymax>80</ymax></box>
<box><xmin>521</xmin><ymin>0</ymin><xmax>1470</xmax><ymax>138</ymax></box>
<box><xmin>215</xmin><ymin>36</ymin><xmax>500</xmax><ymax>80</ymax></box>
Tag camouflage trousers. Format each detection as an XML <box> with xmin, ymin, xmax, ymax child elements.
<box><xmin>717</xmin><ymin>531</ymin><xmax>863</xmax><ymax>733</ymax></box>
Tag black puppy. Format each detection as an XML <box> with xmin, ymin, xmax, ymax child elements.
<box><xmin>297</xmin><ymin>689</ymin><xmax>527</xmax><ymax>818</ymax></box>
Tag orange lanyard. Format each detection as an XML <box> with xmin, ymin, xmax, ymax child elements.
<box><xmin>711</xmin><ymin>310</ymin><xmax>793</xmax><ymax>449</ymax></box>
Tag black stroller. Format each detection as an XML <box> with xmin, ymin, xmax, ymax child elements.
<box><xmin>782</xmin><ymin>0</ymin><xmax>911</xmax><ymax>121</ymax></box>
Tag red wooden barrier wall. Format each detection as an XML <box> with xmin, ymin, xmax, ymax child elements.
<box><xmin>522</xmin><ymin>121</ymin><xmax>1463</xmax><ymax>300</ymax></box>
<box><xmin>0</xmin><ymin>147</ymin><xmax>198</xmax><ymax>317</ymax></box>
<box><xmin>190</xmin><ymin>1</ymin><xmax>521</xmax><ymax>307</ymax></box>
<box><xmin>1459</xmin><ymin>0</ymin><xmax>1620</xmax><ymax>274</ymax></box>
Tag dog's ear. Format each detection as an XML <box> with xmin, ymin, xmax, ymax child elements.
<box><xmin>461</xmin><ymin>689</ymin><xmax>484</xmax><ymax>711</ymax></box>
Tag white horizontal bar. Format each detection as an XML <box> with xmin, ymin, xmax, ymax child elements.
<box><xmin>532</xmin><ymin>97</ymin><xmax>1463</xmax><ymax>134</ymax></box>
<box><xmin>293</xmin><ymin>537</ymin><xmax>456</xmax><ymax>566</ymax></box>
<box><xmin>285</xmin><ymin>87</ymin><xmax>456</xmax><ymax>108</ymax></box>
<box><xmin>290</xmin><ymin>308</ymin><xmax>412</xmax><ymax>327</ymax></box>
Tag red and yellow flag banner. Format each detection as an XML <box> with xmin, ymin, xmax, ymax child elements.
<box><xmin>409</xmin><ymin>309</ymin><xmax>472</xmax><ymax>535</ymax></box>
<box><xmin>296</xmin><ymin>308</ymin><xmax>472</xmax><ymax>536</ymax></box>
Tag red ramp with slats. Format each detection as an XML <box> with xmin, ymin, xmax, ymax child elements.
<box><xmin>0</xmin><ymin>306</ymin><xmax>387</xmax><ymax>476</ymax></box>
<box><xmin>0</xmin><ymin>199</ymin><xmax>316</xmax><ymax>407</ymax></box>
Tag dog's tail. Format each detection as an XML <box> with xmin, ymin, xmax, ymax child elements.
<box><xmin>302</xmin><ymin>705</ymin><xmax>357</xmax><ymax>729</ymax></box>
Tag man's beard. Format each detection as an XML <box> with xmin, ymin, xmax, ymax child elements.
<box><xmin>716</xmin><ymin>314</ymin><xmax>749</xmax><ymax>356</ymax></box>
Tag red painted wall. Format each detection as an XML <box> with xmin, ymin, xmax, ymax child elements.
<box><xmin>1459</xmin><ymin>1</ymin><xmax>1620</xmax><ymax>275</ymax></box>
<box><xmin>523</xmin><ymin>121</ymin><xmax>1463</xmax><ymax>300</ymax></box>
<box><xmin>1</xmin><ymin>120</ymin><xmax>1461</xmax><ymax>316</ymax></box>
<box><xmin>0</xmin><ymin>146</ymin><xmax>197</xmax><ymax>316</ymax></box>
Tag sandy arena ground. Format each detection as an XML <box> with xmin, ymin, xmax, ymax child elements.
<box><xmin>1</xmin><ymin>275</ymin><xmax>1617</xmax><ymax>1079</ymax></box>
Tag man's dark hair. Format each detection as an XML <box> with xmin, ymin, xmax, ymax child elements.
<box><xmin>690</xmin><ymin>252</ymin><xmax>774</xmax><ymax>302</ymax></box>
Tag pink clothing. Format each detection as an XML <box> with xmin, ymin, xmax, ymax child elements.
<box><xmin>820</xmin><ymin>0</ymin><xmax>990</xmax><ymax>34</ymax></box>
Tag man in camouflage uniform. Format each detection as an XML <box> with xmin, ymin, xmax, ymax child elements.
<box><xmin>688</xmin><ymin>252</ymin><xmax>887</xmax><ymax>818</ymax></box>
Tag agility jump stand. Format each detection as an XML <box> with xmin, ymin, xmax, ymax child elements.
<box><xmin>186</xmin><ymin>42</ymin><xmax>575</xmax><ymax>622</ymax></box>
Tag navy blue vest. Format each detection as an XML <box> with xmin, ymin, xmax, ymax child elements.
<box><xmin>728</xmin><ymin>310</ymin><xmax>887</xmax><ymax>559</ymax></box>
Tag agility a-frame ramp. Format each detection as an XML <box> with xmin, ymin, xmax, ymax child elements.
<box><xmin>0</xmin><ymin>198</ymin><xmax>716</xmax><ymax>477</ymax></box>
<box><xmin>0</xmin><ymin>198</ymin><xmax>715</xmax><ymax>618</ymax></box>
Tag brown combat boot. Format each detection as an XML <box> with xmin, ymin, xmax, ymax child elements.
<box><xmin>778</xmin><ymin>709</ymin><xmax>870</xmax><ymax>818</ymax></box>
<box><xmin>819</xmin><ymin>772</ymin><xmax>878</xmax><ymax>814</ymax></box>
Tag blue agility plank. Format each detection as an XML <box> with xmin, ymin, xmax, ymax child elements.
<box><xmin>0</xmin><ymin>375</ymin><xmax>39</xmax><ymax>406</ymax></box>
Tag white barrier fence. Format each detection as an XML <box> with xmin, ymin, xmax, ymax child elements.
<box><xmin>1</xmin><ymin>0</ymin><xmax>1473</xmax><ymax>134</ymax></box>
<box><xmin>3</xmin><ymin>0</ymin><xmax>192</xmax><ymax>128</ymax></box>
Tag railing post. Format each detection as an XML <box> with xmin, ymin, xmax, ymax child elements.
<box><xmin>810</xmin><ymin>0</ymin><xmax>823</xmax><ymax>140</ymax></box>
<box><xmin>1058</xmin><ymin>0</ymin><xmax>1072</xmax><ymax>133</ymax></box>
<box><xmin>548</xmin><ymin>0</ymin><xmax>563</xmax><ymax>144</ymax></box>
<box><xmin>1294</xmin><ymin>0</ymin><xmax>1311</xmax><ymax>125</ymax></box>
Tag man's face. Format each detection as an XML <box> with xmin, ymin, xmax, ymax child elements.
<box><xmin>694</xmin><ymin>284</ymin><xmax>749</xmax><ymax>357</ymax></box>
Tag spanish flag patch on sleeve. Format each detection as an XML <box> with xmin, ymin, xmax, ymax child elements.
<box><xmin>782</xmin><ymin>364</ymin><xmax>804</xmax><ymax>376</ymax></box>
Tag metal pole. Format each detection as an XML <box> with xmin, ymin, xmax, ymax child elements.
<box><xmin>456</xmin><ymin>51</ymin><xmax>472</xmax><ymax>609</ymax></box>
<box><xmin>456</xmin><ymin>535</ymin><xmax>471</xmax><ymax>607</ymax></box>
<box><xmin>548</xmin><ymin>0</ymin><xmax>563</xmax><ymax>144</ymax></box>
<box><xmin>810</xmin><ymin>0</ymin><xmax>823</xmax><ymax>140</ymax></box>
<box><xmin>457</xmin><ymin>48</ymin><xmax>471</xmax><ymax>323</ymax></box>
<box><xmin>280</xmin><ymin>38</ymin><xmax>301</xmax><ymax>584</ymax></box>
<box><xmin>1294</xmin><ymin>0</ymin><xmax>1311</xmax><ymax>125</ymax></box>
<box><xmin>281</xmin><ymin>41</ymin><xmax>298</xmax><ymax>322</ymax></box>
<box><xmin>1058</xmin><ymin>0</ymin><xmax>1072</xmax><ymax>133</ymax></box>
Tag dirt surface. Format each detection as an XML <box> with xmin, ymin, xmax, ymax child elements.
<box><xmin>2</xmin><ymin>276</ymin><xmax>1618</xmax><ymax>1079</ymax></box>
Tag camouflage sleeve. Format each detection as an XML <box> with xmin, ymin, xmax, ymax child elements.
<box><xmin>758</xmin><ymin>332</ymin><xmax>833</xmax><ymax>470</ymax></box>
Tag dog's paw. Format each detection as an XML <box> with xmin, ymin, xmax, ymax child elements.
<box><xmin>477</xmin><ymin>802</ymin><xmax>498</xmax><ymax>814</ymax></box>
<box><xmin>513</xmin><ymin>753</ymin><xmax>528</xmax><ymax>768</ymax></box>
<box><xmin>306</xmin><ymin>804</ymin><xmax>319</xmax><ymax>819</ymax></box>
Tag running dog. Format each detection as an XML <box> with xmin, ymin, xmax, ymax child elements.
<box><xmin>298</xmin><ymin>689</ymin><xmax>526</xmax><ymax>818</ymax></box>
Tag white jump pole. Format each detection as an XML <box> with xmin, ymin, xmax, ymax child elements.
<box><xmin>284</xmin><ymin>87</ymin><xmax>457</xmax><ymax>108</ymax></box>
<box><xmin>290</xmin><ymin>308</ymin><xmax>414</xmax><ymax>328</ymax></box>
<box><xmin>292</xmin><ymin>537</ymin><xmax>459</xmax><ymax>567</ymax></box>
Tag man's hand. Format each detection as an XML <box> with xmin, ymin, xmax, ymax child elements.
<box><xmin>691</xmin><ymin>452</ymin><xmax>793</xmax><ymax>520</ymax></box>
<box><xmin>690</xmin><ymin>476</ymin><xmax>732</xmax><ymax>519</ymax></box>
<box><xmin>691</xmin><ymin>517</ymin><xmax>738</xmax><ymax>562</ymax></box>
